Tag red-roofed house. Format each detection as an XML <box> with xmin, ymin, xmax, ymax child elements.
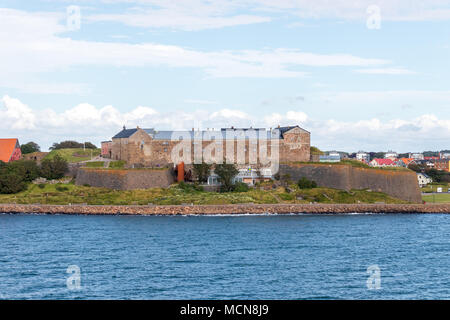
<box><xmin>0</xmin><ymin>139</ymin><xmax>22</xmax><ymax>163</ymax></box>
<box><xmin>399</xmin><ymin>158</ymin><xmax>416</xmax><ymax>167</ymax></box>
<box><xmin>369</xmin><ymin>158</ymin><xmax>396</xmax><ymax>167</ymax></box>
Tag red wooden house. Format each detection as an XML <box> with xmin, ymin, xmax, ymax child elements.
<box><xmin>0</xmin><ymin>139</ymin><xmax>22</xmax><ymax>163</ymax></box>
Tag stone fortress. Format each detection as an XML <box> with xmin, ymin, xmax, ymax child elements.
<box><xmin>88</xmin><ymin>124</ymin><xmax>421</xmax><ymax>202</ymax></box>
<box><xmin>108</xmin><ymin>125</ymin><xmax>310</xmax><ymax>184</ymax></box>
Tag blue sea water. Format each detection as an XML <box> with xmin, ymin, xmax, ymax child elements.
<box><xmin>0</xmin><ymin>213</ymin><xmax>449</xmax><ymax>300</ymax></box>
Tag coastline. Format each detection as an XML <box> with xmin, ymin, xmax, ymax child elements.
<box><xmin>1</xmin><ymin>203</ymin><xmax>450</xmax><ymax>215</ymax></box>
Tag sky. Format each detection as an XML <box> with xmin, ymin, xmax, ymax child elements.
<box><xmin>0</xmin><ymin>0</ymin><xmax>449</xmax><ymax>152</ymax></box>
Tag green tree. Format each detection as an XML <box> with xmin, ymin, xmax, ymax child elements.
<box><xmin>0</xmin><ymin>162</ymin><xmax>27</xmax><ymax>194</ymax></box>
<box><xmin>50</xmin><ymin>141</ymin><xmax>97</xmax><ymax>150</ymax></box>
<box><xmin>40</xmin><ymin>155</ymin><xmax>69</xmax><ymax>180</ymax></box>
<box><xmin>297</xmin><ymin>177</ymin><xmax>317</xmax><ymax>189</ymax></box>
<box><xmin>192</xmin><ymin>162</ymin><xmax>212</xmax><ymax>183</ymax></box>
<box><xmin>20</xmin><ymin>142</ymin><xmax>41</xmax><ymax>154</ymax></box>
<box><xmin>214</xmin><ymin>163</ymin><xmax>238</xmax><ymax>192</ymax></box>
<box><xmin>9</xmin><ymin>160</ymin><xmax>40</xmax><ymax>182</ymax></box>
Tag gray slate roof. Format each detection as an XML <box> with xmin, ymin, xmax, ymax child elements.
<box><xmin>112</xmin><ymin>126</ymin><xmax>307</xmax><ymax>140</ymax></box>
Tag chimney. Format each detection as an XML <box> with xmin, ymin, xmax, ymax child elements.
<box><xmin>192</xmin><ymin>128</ymin><xmax>194</xmax><ymax>131</ymax></box>
<box><xmin>123</xmin><ymin>125</ymin><xmax>126</xmax><ymax>130</ymax></box>
<box><xmin>137</xmin><ymin>125</ymin><xmax>140</xmax><ymax>129</ymax></box>
<box><xmin>277</xmin><ymin>124</ymin><xmax>280</xmax><ymax>128</ymax></box>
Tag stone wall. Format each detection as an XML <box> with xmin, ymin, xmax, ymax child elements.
<box><xmin>280</xmin><ymin>164</ymin><xmax>422</xmax><ymax>203</ymax></box>
<box><xmin>75</xmin><ymin>168</ymin><xmax>175</xmax><ymax>190</ymax></box>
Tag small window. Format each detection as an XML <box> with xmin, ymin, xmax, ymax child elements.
<box><xmin>164</xmin><ymin>148</ymin><xmax>168</xmax><ymax>152</ymax></box>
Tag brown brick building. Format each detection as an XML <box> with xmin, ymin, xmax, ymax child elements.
<box><xmin>111</xmin><ymin>125</ymin><xmax>310</xmax><ymax>170</ymax></box>
<box><xmin>432</xmin><ymin>159</ymin><xmax>450</xmax><ymax>172</ymax></box>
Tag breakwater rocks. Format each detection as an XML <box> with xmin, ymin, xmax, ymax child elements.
<box><xmin>1</xmin><ymin>203</ymin><xmax>449</xmax><ymax>215</ymax></box>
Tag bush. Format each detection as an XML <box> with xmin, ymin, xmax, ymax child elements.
<box><xmin>233</xmin><ymin>182</ymin><xmax>249</xmax><ymax>192</ymax></box>
<box><xmin>9</xmin><ymin>160</ymin><xmax>40</xmax><ymax>182</ymax></box>
<box><xmin>297</xmin><ymin>177</ymin><xmax>318</xmax><ymax>189</ymax></box>
<box><xmin>109</xmin><ymin>161</ymin><xmax>126</xmax><ymax>169</ymax></box>
<box><xmin>0</xmin><ymin>163</ymin><xmax>27</xmax><ymax>194</ymax></box>
<box><xmin>0</xmin><ymin>160</ymin><xmax>42</xmax><ymax>194</ymax></box>
<box><xmin>20</xmin><ymin>142</ymin><xmax>40</xmax><ymax>154</ymax></box>
<box><xmin>40</xmin><ymin>155</ymin><xmax>69</xmax><ymax>180</ymax></box>
<box><xmin>38</xmin><ymin>184</ymin><xmax>46</xmax><ymax>189</ymax></box>
<box><xmin>50</xmin><ymin>141</ymin><xmax>97</xmax><ymax>150</ymax></box>
<box><xmin>192</xmin><ymin>162</ymin><xmax>212</xmax><ymax>183</ymax></box>
<box><xmin>55</xmin><ymin>185</ymin><xmax>69</xmax><ymax>192</ymax></box>
<box><xmin>178</xmin><ymin>181</ymin><xmax>204</xmax><ymax>192</ymax></box>
<box><xmin>215</xmin><ymin>164</ymin><xmax>239</xmax><ymax>192</ymax></box>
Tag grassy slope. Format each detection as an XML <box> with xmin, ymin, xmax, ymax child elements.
<box><xmin>287</xmin><ymin>160</ymin><xmax>412</xmax><ymax>171</ymax></box>
<box><xmin>0</xmin><ymin>183</ymin><xmax>408</xmax><ymax>205</ymax></box>
<box><xmin>43</xmin><ymin>148</ymin><xmax>101</xmax><ymax>163</ymax></box>
<box><xmin>422</xmin><ymin>193</ymin><xmax>450</xmax><ymax>203</ymax></box>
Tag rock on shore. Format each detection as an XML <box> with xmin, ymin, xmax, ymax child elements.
<box><xmin>1</xmin><ymin>203</ymin><xmax>449</xmax><ymax>215</ymax></box>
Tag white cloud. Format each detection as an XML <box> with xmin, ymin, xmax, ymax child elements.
<box><xmin>2</xmin><ymin>95</ymin><xmax>450</xmax><ymax>152</ymax></box>
<box><xmin>355</xmin><ymin>68</ymin><xmax>417</xmax><ymax>75</ymax></box>
<box><xmin>86</xmin><ymin>0</ymin><xmax>450</xmax><ymax>24</ymax></box>
<box><xmin>89</xmin><ymin>12</ymin><xmax>271</xmax><ymax>31</ymax></box>
<box><xmin>0</xmin><ymin>96</ymin><xmax>36</xmax><ymax>130</ymax></box>
<box><xmin>0</xmin><ymin>7</ymin><xmax>392</xmax><ymax>88</ymax></box>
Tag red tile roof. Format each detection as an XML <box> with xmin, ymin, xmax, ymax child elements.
<box><xmin>372</xmin><ymin>158</ymin><xmax>395</xmax><ymax>166</ymax></box>
<box><xmin>0</xmin><ymin>139</ymin><xmax>19</xmax><ymax>162</ymax></box>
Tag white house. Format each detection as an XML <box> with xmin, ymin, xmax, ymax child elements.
<box><xmin>417</xmin><ymin>173</ymin><xmax>432</xmax><ymax>187</ymax></box>
<box><xmin>409</xmin><ymin>153</ymin><xmax>424</xmax><ymax>160</ymax></box>
<box><xmin>385</xmin><ymin>151</ymin><xmax>398</xmax><ymax>160</ymax></box>
<box><xmin>356</xmin><ymin>151</ymin><xmax>369</xmax><ymax>162</ymax></box>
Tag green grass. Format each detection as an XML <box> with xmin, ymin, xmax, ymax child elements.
<box><xmin>286</xmin><ymin>160</ymin><xmax>411</xmax><ymax>171</ymax></box>
<box><xmin>421</xmin><ymin>183</ymin><xmax>449</xmax><ymax>193</ymax></box>
<box><xmin>109</xmin><ymin>160</ymin><xmax>126</xmax><ymax>169</ymax></box>
<box><xmin>0</xmin><ymin>182</ymin><xmax>408</xmax><ymax>205</ymax></box>
<box><xmin>43</xmin><ymin>148</ymin><xmax>101</xmax><ymax>163</ymax></box>
<box><xmin>422</xmin><ymin>193</ymin><xmax>450</xmax><ymax>203</ymax></box>
<box><xmin>85</xmin><ymin>161</ymin><xmax>105</xmax><ymax>168</ymax></box>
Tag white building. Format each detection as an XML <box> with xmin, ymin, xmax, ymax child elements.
<box><xmin>417</xmin><ymin>173</ymin><xmax>433</xmax><ymax>187</ymax></box>
<box><xmin>409</xmin><ymin>153</ymin><xmax>424</xmax><ymax>160</ymax></box>
<box><xmin>356</xmin><ymin>151</ymin><xmax>369</xmax><ymax>162</ymax></box>
<box><xmin>385</xmin><ymin>151</ymin><xmax>398</xmax><ymax>160</ymax></box>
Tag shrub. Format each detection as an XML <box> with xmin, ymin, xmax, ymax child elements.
<box><xmin>178</xmin><ymin>181</ymin><xmax>203</xmax><ymax>192</ymax></box>
<box><xmin>215</xmin><ymin>163</ymin><xmax>239</xmax><ymax>192</ymax></box>
<box><xmin>0</xmin><ymin>163</ymin><xmax>27</xmax><ymax>194</ymax></box>
<box><xmin>20</xmin><ymin>142</ymin><xmax>41</xmax><ymax>154</ymax></box>
<box><xmin>297</xmin><ymin>177</ymin><xmax>318</xmax><ymax>189</ymax></box>
<box><xmin>0</xmin><ymin>160</ymin><xmax>42</xmax><ymax>194</ymax></box>
<box><xmin>110</xmin><ymin>161</ymin><xmax>126</xmax><ymax>169</ymax></box>
<box><xmin>192</xmin><ymin>162</ymin><xmax>212</xmax><ymax>183</ymax></box>
<box><xmin>50</xmin><ymin>141</ymin><xmax>97</xmax><ymax>150</ymax></box>
<box><xmin>8</xmin><ymin>160</ymin><xmax>39</xmax><ymax>182</ymax></box>
<box><xmin>56</xmin><ymin>185</ymin><xmax>69</xmax><ymax>192</ymax></box>
<box><xmin>40</xmin><ymin>155</ymin><xmax>68</xmax><ymax>180</ymax></box>
<box><xmin>38</xmin><ymin>184</ymin><xmax>46</xmax><ymax>189</ymax></box>
<box><xmin>233</xmin><ymin>182</ymin><xmax>249</xmax><ymax>192</ymax></box>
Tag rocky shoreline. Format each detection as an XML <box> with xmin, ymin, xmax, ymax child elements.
<box><xmin>1</xmin><ymin>203</ymin><xmax>450</xmax><ymax>215</ymax></box>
